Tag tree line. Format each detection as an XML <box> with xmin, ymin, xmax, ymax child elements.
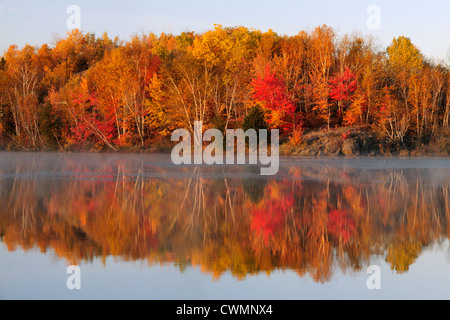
<box><xmin>0</xmin><ymin>25</ymin><xmax>449</xmax><ymax>151</ymax></box>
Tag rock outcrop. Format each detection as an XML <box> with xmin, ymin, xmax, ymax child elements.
<box><xmin>282</xmin><ymin>126</ymin><xmax>381</xmax><ymax>156</ymax></box>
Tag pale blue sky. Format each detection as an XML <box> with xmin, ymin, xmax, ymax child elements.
<box><xmin>0</xmin><ymin>0</ymin><xmax>449</xmax><ymax>62</ymax></box>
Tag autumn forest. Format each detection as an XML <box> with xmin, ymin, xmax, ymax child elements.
<box><xmin>0</xmin><ymin>25</ymin><xmax>449</xmax><ymax>153</ymax></box>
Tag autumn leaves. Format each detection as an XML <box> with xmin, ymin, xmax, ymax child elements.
<box><xmin>0</xmin><ymin>25</ymin><xmax>449</xmax><ymax>151</ymax></box>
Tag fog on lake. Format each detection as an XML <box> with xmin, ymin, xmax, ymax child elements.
<box><xmin>0</xmin><ymin>152</ymin><xmax>449</xmax><ymax>299</ymax></box>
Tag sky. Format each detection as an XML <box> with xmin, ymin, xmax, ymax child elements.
<box><xmin>0</xmin><ymin>0</ymin><xmax>449</xmax><ymax>62</ymax></box>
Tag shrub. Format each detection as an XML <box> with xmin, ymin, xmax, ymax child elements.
<box><xmin>289</xmin><ymin>127</ymin><xmax>304</xmax><ymax>146</ymax></box>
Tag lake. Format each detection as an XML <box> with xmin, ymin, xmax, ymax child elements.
<box><xmin>0</xmin><ymin>152</ymin><xmax>449</xmax><ymax>300</ymax></box>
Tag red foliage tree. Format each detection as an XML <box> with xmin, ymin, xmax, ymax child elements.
<box><xmin>329</xmin><ymin>68</ymin><xmax>358</xmax><ymax>102</ymax></box>
<box><xmin>251</xmin><ymin>65</ymin><xmax>296</xmax><ymax>132</ymax></box>
<box><xmin>329</xmin><ymin>68</ymin><xmax>358</xmax><ymax>124</ymax></box>
<box><xmin>68</xmin><ymin>83</ymin><xmax>117</xmax><ymax>150</ymax></box>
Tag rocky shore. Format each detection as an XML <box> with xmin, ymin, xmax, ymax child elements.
<box><xmin>280</xmin><ymin>126</ymin><xmax>450</xmax><ymax>157</ymax></box>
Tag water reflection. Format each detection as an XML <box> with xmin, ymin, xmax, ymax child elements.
<box><xmin>0</xmin><ymin>153</ymin><xmax>449</xmax><ymax>283</ymax></box>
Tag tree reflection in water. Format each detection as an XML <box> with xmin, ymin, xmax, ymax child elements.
<box><xmin>0</xmin><ymin>153</ymin><xmax>449</xmax><ymax>283</ymax></box>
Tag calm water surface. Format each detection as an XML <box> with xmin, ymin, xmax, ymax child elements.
<box><xmin>0</xmin><ymin>152</ymin><xmax>450</xmax><ymax>299</ymax></box>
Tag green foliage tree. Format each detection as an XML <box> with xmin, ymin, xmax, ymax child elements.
<box><xmin>0</xmin><ymin>57</ymin><xmax>5</xmax><ymax>71</ymax></box>
<box><xmin>242</xmin><ymin>104</ymin><xmax>268</xmax><ymax>132</ymax></box>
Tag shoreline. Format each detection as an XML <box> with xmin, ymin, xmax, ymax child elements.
<box><xmin>0</xmin><ymin>148</ymin><xmax>449</xmax><ymax>158</ymax></box>
<box><xmin>2</xmin><ymin>126</ymin><xmax>449</xmax><ymax>157</ymax></box>
<box><xmin>3</xmin><ymin>131</ymin><xmax>448</xmax><ymax>156</ymax></box>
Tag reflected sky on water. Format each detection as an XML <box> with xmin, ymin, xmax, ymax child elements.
<box><xmin>0</xmin><ymin>152</ymin><xmax>449</xmax><ymax>299</ymax></box>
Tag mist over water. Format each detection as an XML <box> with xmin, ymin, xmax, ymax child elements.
<box><xmin>0</xmin><ymin>152</ymin><xmax>449</xmax><ymax>299</ymax></box>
